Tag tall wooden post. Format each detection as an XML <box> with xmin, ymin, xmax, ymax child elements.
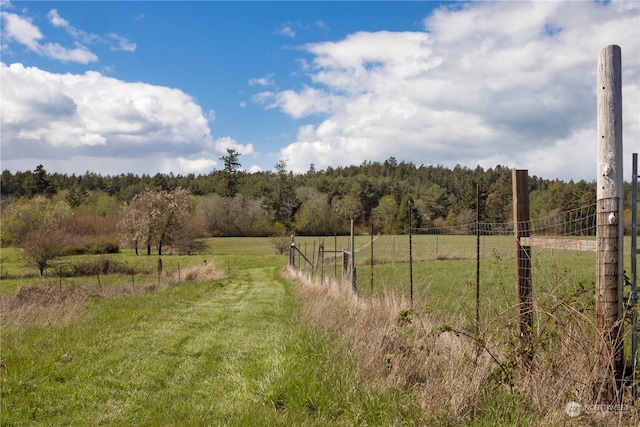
<box><xmin>370</xmin><ymin>216</ymin><xmax>374</xmax><ymax>296</ymax></box>
<box><xmin>595</xmin><ymin>44</ymin><xmax>624</xmax><ymax>403</ymax></box>
<box><xmin>408</xmin><ymin>200</ymin><xmax>413</xmax><ymax>307</ymax></box>
<box><xmin>475</xmin><ymin>183</ymin><xmax>481</xmax><ymax>339</ymax></box>
<box><xmin>351</xmin><ymin>219</ymin><xmax>357</xmax><ymax>294</ymax></box>
<box><xmin>513</xmin><ymin>169</ymin><xmax>532</xmax><ymax>364</ymax></box>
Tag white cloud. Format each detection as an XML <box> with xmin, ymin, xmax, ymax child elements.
<box><xmin>46</xmin><ymin>8</ymin><xmax>136</xmax><ymax>52</ymax></box>
<box><xmin>263</xmin><ymin>1</ymin><xmax>639</xmax><ymax>180</ymax></box>
<box><xmin>249</xmin><ymin>74</ymin><xmax>275</xmax><ymax>87</ymax></box>
<box><xmin>47</xmin><ymin>9</ymin><xmax>69</xmax><ymax>28</ymax></box>
<box><xmin>0</xmin><ymin>62</ymin><xmax>252</xmax><ymax>175</ymax></box>
<box><xmin>214</xmin><ymin>137</ymin><xmax>254</xmax><ymax>156</ymax></box>
<box><xmin>167</xmin><ymin>157</ymin><xmax>218</xmax><ymax>175</ymax></box>
<box><xmin>1</xmin><ymin>11</ymin><xmax>43</xmax><ymax>50</ymax></box>
<box><xmin>1</xmin><ymin>8</ymin><xmax>136</xmax><ymax>64</ymax></box>
<box><xmin>315</xmin><ymin>20</ymin><xmax>328</xmax><ymax>30</ymax></box>
<box><xmin>277</xmin><ymin>24</ymin><xmax>296</xmax><ymax>38</ymax></box>
<box><xmin>1</xmin><ymin>11</ymin><xmax>98</xmax><ymax>63</ymax></box>
<box><xmin>108</xmin><ymin>33</ymin><xmax>136</xmax><ymax>52</ymax></box>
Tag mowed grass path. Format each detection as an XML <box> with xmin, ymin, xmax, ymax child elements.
<box><xmin>1</xmin><ymin>239</ymin><xmax>423</xmax><ymax>426</ymax></box>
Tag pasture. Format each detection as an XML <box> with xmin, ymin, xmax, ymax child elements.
<box><xmin>0</xmin><ymin>238</ymin><xmax>423</xmax><ymax>426</ymax></box>
<box><xmin>1</xmin><ymin>235</ymin><xmax>638</xmax><ymax>425</ymax></box>
<box><xmin>292</xmin><ymin>234</ymin><xmax>604</xmax><ymax>323</ymax></box>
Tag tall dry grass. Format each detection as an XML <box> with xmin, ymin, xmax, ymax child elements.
<box><xmin>1</xmin><ymin>262</ymin><xmax>226</xmax><ymax>330</ymax></box>
<box><xmin>284</xmin><ymin>267</ymin><xmax>639</xmax><ymax>425</ymax></box>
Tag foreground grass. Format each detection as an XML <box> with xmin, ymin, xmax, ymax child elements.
<box><xmin>1</xmin><ymin>240</ymin><xmax>423</xmax><ymax>425</ymax></box>
<box><xmin>3</xmin><ymin>235</ymin><xmax>638</xmax><ymax>425</ymax></box>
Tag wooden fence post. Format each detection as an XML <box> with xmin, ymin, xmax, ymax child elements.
<box><xmin>513</xmin><ymin>169</ymin><xmax>532</xmax><ymax>365</ymax></box>
<box><xmin>289</xmin><ymin>235</ymin><xmax>295</xmax><ymax>268</ymax></box>
<box><xmin>595</xmin><ymin>44</ymin><xmax>625</xmax><ymax>403</ymax></box>
<box><xmin>351</xmin><ymin>219</ymin><xmax>357</xmax><ymax>294</ymax></box>
<box><xmin>476</xmin><ymin>183</ymin><xmax>481</xmax><ymax>339</ymax></box>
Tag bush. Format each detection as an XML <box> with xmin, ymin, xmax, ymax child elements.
<box><xmin>64</xmin><ymin>235</ymin><xmax>120</xmax><ymax>255</ymax></box>
<box><xmin>67</xmin><ymin>213</ymin><xmax>118</xmax><ymax>236</ymax></box>
<box><xmin>70</xmin><ymin>257</ymin><xmax>137</xmax><ymax>277</ymax></box>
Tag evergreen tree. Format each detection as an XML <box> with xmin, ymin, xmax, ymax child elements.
<box><xmin>23</xmin><ymin>165</ymin><xmax>55</xmax><ymax>197</ymax></box>
<box><xmin>219</xmin><ymin>149</ymin><xmax>242</xmax><ymax>198</ymax></box>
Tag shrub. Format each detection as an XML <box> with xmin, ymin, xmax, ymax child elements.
<box><xmin>64</xmin><ymin>235</ymin><xmax>120</xmax><ymax>255</ymax></box>
<box><xmin>69</xmin><ymin>257</ymin><xmax>137</xmax><ymax>277</ymax></box>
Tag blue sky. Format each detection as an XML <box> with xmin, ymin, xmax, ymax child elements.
<box><xmin>1</xmin><ymin>1</ymin><xmax>639</xmax><ymax>181</ymax></box>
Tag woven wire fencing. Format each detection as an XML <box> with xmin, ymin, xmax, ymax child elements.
<box><xmin>291</xmin><ymin>204</ymin><xmax>603</xmax><ymax>328</ymax></box>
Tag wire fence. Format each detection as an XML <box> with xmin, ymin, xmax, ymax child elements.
<box><xmin>290</xmin><ymin>204</ymin><xmax>605</xmax><ymax>324</ymax></box>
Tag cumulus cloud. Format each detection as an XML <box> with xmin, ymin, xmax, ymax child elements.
<box><xmin>0</xmin><ymin>63</ymin><xmax>252</xmax><ymax>175</ymax></box>
<box><xmin>214</xmin><ymin>137</ymin><xmax>254</xmax><ymax>156</ymax></box>
<box><xmin>263</xmin><ymin>1</ymin><xmax>639</xmax><ymax>180</ymax></box>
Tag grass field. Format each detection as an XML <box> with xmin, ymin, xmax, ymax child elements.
<box><xmin>291</xmin><ymin>234</ymin><xmax>605</xmax><ymax>321</ymax></box>
<box><xmin>287</xmin><ymin>234</ymin><xmax>639</xmax><ymax>425</ymax></box>
<box><xmin>0</xmin><ymin>238</ymin><xmax>424</xmax><ymax>426</ymax></box>
<box><xmin>1</xmin><ymin>235</ymin><xmax>638</xmax><ymax>425</ymax></box>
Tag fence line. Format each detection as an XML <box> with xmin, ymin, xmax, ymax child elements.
<box><xmin>289</xmin><ymin>203</ymin><xmax>601</xmax><ymax>324</ymax></box>
<box><xmin>408</xmin><ymin>203</ymin><xmax>597</xmax><ymax>238</ymax></box>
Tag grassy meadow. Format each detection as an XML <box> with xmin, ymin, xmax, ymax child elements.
<box><xmin>292</xmin><ymin>234</ymin><xmax>603</xmax><ymax>321</ymax></box>
<box><xmin>1</xmin><ymin>238</ymin><xmax>423</xmax><ymax>426</ymax></box>
<box><xmin>1</xmin><ymin>235</ymin><xmax>638</xmax><ymax>425</ymax></box>
<box><xmin>290</xmin><ymin>234</ymin><xmax>639</xmax><ymax>426</ymax></box>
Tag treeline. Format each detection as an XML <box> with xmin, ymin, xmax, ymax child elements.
<box><xmin>1</xmin><ymin>156</ymin><xmax>635</xmax><ymax>241</ymax></box>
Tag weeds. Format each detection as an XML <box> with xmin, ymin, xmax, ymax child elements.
<box><xmin>285</xmin><ymin>262</ymin><xmax>640</xmax><ymax>425</ymax></box>
<box><xmin>0</xmin><ymin>262</ymin><xmax>226</xmax><ymax>329</ymax></box>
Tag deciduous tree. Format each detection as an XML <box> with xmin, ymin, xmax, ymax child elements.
<box><xmin>0</xmin><ymin>195</ymin><xmax>73</xmax><ymax>274</ymax></box>
<box><xmin>373</xmin><ymin>195</ymin><xmax>398</xmax><ymax>234</ymax></box>
<box><xmin>1</xmin><ymin>196</ymin><xmax>72</xmax><ymax>246</ymax></box>
<box><xmin>118</xmin><ymin>188</ymin><xmax>194</xmax><ymax>255</ymax></box>
<box><xmin>294</xmin><ymin>188</ymin><xmax>337</xmax><ymax>235</ymax></box>
<box><xmin>22</xmin><ymin>227</ymin><xmax>69</xmax><ymax>276</ymax></box>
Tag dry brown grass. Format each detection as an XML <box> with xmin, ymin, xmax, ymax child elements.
<box><xmin>175</xmin><ymin>261</ymin><xmax>227</xmax><ymax>283</ymax></box>
<box><xmin>1</xmin><ymin>262</ymin><xmax>227</xmax><ymax>329</ymax></box>
<box><xmin>284</xmin><ymin>267</ymin><xmax>640</xmax><ymax>425</ymax></box>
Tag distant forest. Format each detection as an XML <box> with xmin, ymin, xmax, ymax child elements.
<box><xmin>1</xmin><ymin>155</ymin><xmax>636</xmax><ymax>241</ymax></box>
